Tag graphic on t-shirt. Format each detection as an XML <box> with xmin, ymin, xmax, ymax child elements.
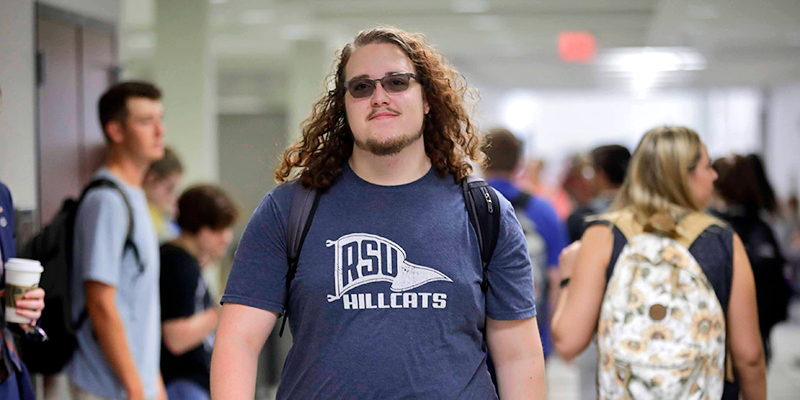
<box><xmin>326</xmin><ymin>233</ymin><xmax>452</xmax><ymax>310</ymax></box>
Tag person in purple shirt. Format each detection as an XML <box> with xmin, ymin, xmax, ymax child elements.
<box><xmin>483</xmin><ymin>127</ymin><xmax>568</xmax><ymax>359</ymax></box>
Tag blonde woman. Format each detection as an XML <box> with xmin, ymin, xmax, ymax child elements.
<box><xmin>551</xmin><ymin>126</ymin><xmax>766</xmax><ymax>400</ymax></box>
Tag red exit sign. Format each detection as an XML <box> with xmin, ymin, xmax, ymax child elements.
<box><xmin>558</xmin><ymin>31</ymin><xmax>597</xmax><ymax>63</ymax></box>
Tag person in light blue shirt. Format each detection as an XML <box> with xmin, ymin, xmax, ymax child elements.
<box><xmin>67</xmin><ymin>82</ymin><xmax>165</xmax><ymax>400</ymax></box>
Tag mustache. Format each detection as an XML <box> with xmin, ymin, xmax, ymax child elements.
<box><xmin>367</xmin><ymin>108</ymin><xmax>400</xmax><ymax>120</ymax></box>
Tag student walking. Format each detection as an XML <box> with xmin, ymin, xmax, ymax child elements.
<box><xmin>551</xmin><ymin>126</ymin><xmax>767</xmax><ymax>400</ymax></box>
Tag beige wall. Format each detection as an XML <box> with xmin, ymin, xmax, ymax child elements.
<box><xmin>0</xmin><ymin>0</ymin><xmax>37</xmax><ymax>209</ymax></box>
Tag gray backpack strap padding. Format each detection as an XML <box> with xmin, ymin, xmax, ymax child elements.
<box><xmin>280</xmin><ymin>181</ymin><xmax>321</xmax><ymax>336</ymax></box>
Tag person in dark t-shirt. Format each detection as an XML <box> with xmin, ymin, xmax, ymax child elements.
<box><xmin>160</xmin><ymin>185</ymin><xmax>238</xmax><ymax>400</ymax></box>
<box><xmin>212</xmin><ymin>26</ymin><xmax>546</xmax><ymax>400</ymax></box>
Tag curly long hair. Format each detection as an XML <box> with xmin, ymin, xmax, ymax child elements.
<box><xmin>274</xmin><ymin>26</ymin><xmax>485</xmax><ymax>188</ymax></box>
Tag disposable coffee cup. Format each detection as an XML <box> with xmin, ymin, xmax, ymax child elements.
<box><xmin>4</xmin><ymin>258</ymin><xmax>44</xmax><ymax>324</ymax></box>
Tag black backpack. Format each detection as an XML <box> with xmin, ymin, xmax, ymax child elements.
<box><xmin>278</xmin><ymin>175</ymin><xmax>501</xmax><ymax>336</ymax></box>
<box><xmin>17</xmin><ymin>178</ymin><xmax>141</xmax><ymax>374</ymax></box>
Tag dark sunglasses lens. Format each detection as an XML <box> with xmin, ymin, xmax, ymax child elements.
<box><xmin>348</xmin><ymin>79</ymin><xmax>375</xmax><ymax>98</ymax></box>
<box><xmin>382</xmin><ymin>75</ymin><xmax>410</xmax><ymax>93</ymax></box>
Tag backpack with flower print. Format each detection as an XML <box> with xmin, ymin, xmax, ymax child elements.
<box><xmin>597</xmin><ymin>211</ymin><xmax>730</xmax><ymax>400</ymax></box>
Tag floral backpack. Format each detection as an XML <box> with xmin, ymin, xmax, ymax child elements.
<box><xmin>597</xmin><ymin>211</ymin><xmax>732</xmax><ymax>400</ymax></box>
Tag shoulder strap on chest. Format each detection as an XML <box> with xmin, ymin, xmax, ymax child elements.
<box><xmin>281</xmin><ymin>181</ymin><xmax>321</xmax><ymax>336</ymax></box>
<box><xmin>602</xmin><ymin>209</ymin><xmax>723</xmax><ymax>248</ymax></box>
<box><xmin>461</xmin><ymin>175</ymin><xmax>501</xmax><ymax>293</ymax></box>
<box><xmin>81</xmin><ymin>179</ymin><xmax>141</xmax><ymax>270</ymax></box>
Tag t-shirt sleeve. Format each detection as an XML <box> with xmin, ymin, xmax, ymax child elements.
<box><xmin>485</xmin><ymin>193</ymin><xmax>537</xmax><ymax>321</ymax></box>
<box><xmin>160</xmin><ymin>251</ymin><xmax>200</xmax><ymax>321</ymax></box>
<box><xmin>74</xmin><ymin>189</ymin><xmax>129</xmax><ymax>287</ymax></box>
<box><xmin>527</xmin><ymin>198</ymin><xmax>567</xmax><ymax>268</ymax></box>
<box><xmin>220</xmin><ymin>189</ymin><xmax>289</xmax><ymax>315</ymax></box>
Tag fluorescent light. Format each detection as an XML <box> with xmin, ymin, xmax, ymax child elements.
<box><xmin>210</xmin><ymin>0</ymin><xmax>228</xmax><ymax>4</ymax></box>
<box><xmin>601</xmin><ymin>47</ymin><xmax>706</xmax><ymax>73</ymax></box>
<box><xmin>452</xmin><ymin>0</ymin><xmax>489</xmax><ymax>14</ymax></box>
<box><xmin>598</xmin><ymin>47</ymin><xmax>705</xmax><ymax>95</ymax></box>
<box><xmin>501</xmin><ymin>92</ymin><xmax>539</xmax><ymax>133</ymax></box>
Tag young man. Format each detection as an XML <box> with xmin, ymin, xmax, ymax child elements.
<box><xmin>0</xmin><ymin>87</ymin><xmax>47</xmax><ymax>400</ymax></box>
<box><xmin>212</xmin><ymin>26</ymin><xmax>546</xmax><ymax>400</ymax></box>
<box><xmin>566</xmin><ymin>144</ymin><xmax>631</xmax><ymax>243</ymax></box>
<box><xmin>482</xmin><ymin>127</ymin><xmax>567</xmax><ymax>360</ymax></box>
<box><xmin>160</xmin><ymin>185</ymin><xmax>238</xmax><ymax>400</ymax></box>
<box><xmin>66</xmin><ymin>82</ymin><xmax>166</xmax><ymax>400</ymax></box>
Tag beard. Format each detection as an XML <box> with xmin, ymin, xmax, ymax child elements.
<box><xmin>353</xmin><ymin>128</ymin><xmax>424</xmax><ymax>156</ymax></box>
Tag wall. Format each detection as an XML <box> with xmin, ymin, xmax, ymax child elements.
<box><xmin>766</xmin><ymin>82</ymin><xmax>800</xmax><ymax>198</ymax></box>
<box><xmin>217</xmin><ymin>112</ymin><xmax>289</xmax><ymax>387</ymax></box>
<box><xmin>0</xmin><ymin>0</ymin><xmax>37</xmax><ymax>209</ymax></box>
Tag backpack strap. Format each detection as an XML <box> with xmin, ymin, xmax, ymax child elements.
<box><xmin>510</xmin><ymin>192</ymin><xmax>531</xmax><ymax>213</ymax></box>
<box><xmin>280</xmin><ymin>181</ymin><xmax>321</xmax><ymax>337</ymax></box>
<box><xmin>74</xmin><ymin>178</ymin><xmax>143</xmax><ymax>330</ymax></box>
<box><xmin>461</xmin><ymin>176</ymin><xmax>501</xmax><ymax>293</ymax></box>
<box><xmin>601</xmin><ymin>209</ymin><xmax>723</xmax><ymax>248</ymax></box>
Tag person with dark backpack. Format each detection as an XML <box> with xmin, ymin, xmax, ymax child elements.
<box><xmin>481</xmin><ymin>128</ymin><xmax>566</xmax><ymax>362</ymax></box>
<box><xmin>18</xmin><ymin>178</ymin><xmax>140</xmax><ymax>374</ymax></box>
<box><xmin>211</xmin><ymin>26</ymin><xmax>546</xmax><ymax>400</ymax></box>
<box><xmin>711</xmin><ymin>154</ymin><xmax>791</xmax><ymax>365</ymax></box>
<box><xmin>61</xmin><ymin>82</ymin><xmax>166</xmax><ymax>400</ymax></box>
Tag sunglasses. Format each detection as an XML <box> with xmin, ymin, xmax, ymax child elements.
<box><xmin>343</xmin><ymin>73</ymin><xmax>420</xmax><ymax>99</ymax></box>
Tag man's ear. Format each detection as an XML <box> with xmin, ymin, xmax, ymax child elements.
<box><xmin>105</xmin><ymin>120</ymin><xmax>125</xmax><ymax>144</ymax></box>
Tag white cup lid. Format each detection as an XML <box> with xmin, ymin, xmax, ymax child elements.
<box><xmin>5</xmin><ymin>258</ymin><xmax>44</xmax><ymax>273</ymax></box>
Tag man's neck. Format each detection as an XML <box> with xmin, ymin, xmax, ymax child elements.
<box><xmin>349</xmin><ymin>138</ymin><xmax>431</xmax><ymax>186</ymax></box>
<box><xmin>106</xmin><ymin>149</ymin><xmax>149</xmax><ymax>188</ymax></box>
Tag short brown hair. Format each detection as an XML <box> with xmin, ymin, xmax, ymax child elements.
<box><xmin>590</xmin><ymin>144</ymin><xmax>631</xmax><ymax>187</ymax></box>
<box><xmin>176</xmin><ymin>185</ymin><xmax>239</xmax><ymax>234</ymax></box>
<box><xmin>98</xmin><ymin>81</ymin><xmax>161</xmax><ymax>139</ymax></box>
<box><xmin>483</xmin><ymin>127</ymin><xmax>523</xmax><ymax>173</ymax></box>
<box><xmin>146</xmin><ymin>147</ymin><xmax>183</xmax><ymax>181</ymax></box>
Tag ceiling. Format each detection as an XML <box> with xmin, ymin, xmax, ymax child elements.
<box><xmin>121</xmin><ymin>0</ymin><xmax>800</xmax><ymax>104</ymax></box>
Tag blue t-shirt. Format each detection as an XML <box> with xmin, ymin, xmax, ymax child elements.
<box><xmin>487</xmin><ymin>179</ymin><xmax>567</xmax><ymax>268</ymax></box>
<box><xmin>223</xmin><ymin>164</ymin><xmax>536</xmax><ymax>400</ymax></box>
<box><xmin>67</xmin><ymin>168</ymin><xmax>161</xmax><ymax>399</ymax></box>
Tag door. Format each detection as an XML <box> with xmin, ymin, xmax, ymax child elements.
<box><xmin>36</xmin><ymin>5</ymin><xmax>116</xmax><ymax>225</ymax></box>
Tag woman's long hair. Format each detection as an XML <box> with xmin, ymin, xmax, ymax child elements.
<box><xmin>274</xmin><ymin>26</ymin><xmax>484</xmax><ymax>188</ymax></box>
<box><xmin>609</xmin><ymin>126</ymin><xmax>705</xmax><ymax>230</ymax></box>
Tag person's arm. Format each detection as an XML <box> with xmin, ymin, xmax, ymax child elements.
<box><xmin>85</xmin><ymin>281</ymin><xmax>146</xmax><ymax>400</ymax></box>
<box><xmin>157</xmin><ymin>372</ymin><xmax>168</xmax><ymax>400</ymax></box>
<box><xmin>728</xmin><ymin>234</ymin><xmax>767</xmax><ymax>400</ymax></box>
<box><xmin>487</xmin><ymin>317</ymin><xmax>546</xmax><ymax>400</ymax></box>
<box><xmin>551</xmin><ymin>224</ymin><xmax>613</xmax><ymax>361</ymax></box>
<box><xmin>210</xmin><ymin>304</ymin><xmax>278</xmax><ymax>400</ymax></box>
<box><xmin>528</xmin><ymin>199</ymin><xmax>568</xmax><ymax>316</ymax></box>
<box><xmin>162</xmin><ymin>307</ymin><xmax>220</xmax><ymax>356</ymax></box>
